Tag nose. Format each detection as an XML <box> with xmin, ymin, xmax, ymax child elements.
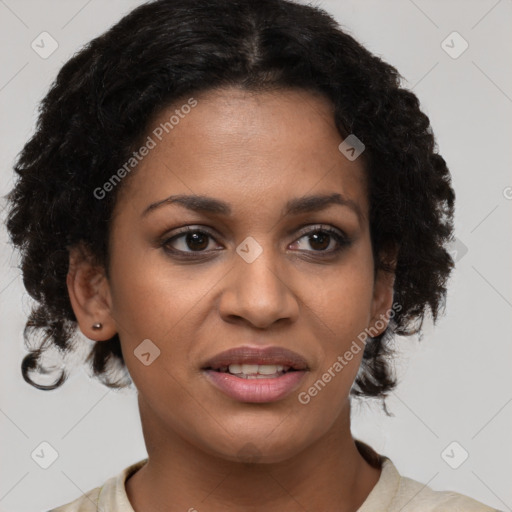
<box><xmin>218</xmin><ymin>244</ymin><xmax>300</xmax><ymax>329</ymax></box>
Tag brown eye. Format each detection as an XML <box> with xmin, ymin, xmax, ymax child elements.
<box><xmin>163</xmin><ymin>227</ymin><xmax>218</xmax><ymax>254</ymax></box>
<box><xmin>290</xmin><ymin>226</ymin><xmax>350</xmax><ymax>255</ymax></box>
<box><xmin>181</xmin><ymin>232</ymin><xmax>210</xmax><ymax>251</ymax></box>
<box><xmin>307</xmin><ymin>231</ymin><xmax>331</xmax><ymax>251</ymax></box>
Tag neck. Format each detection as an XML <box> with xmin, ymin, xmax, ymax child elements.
<box><xmin>126</xmin><ymin>397</ymin><xmax>381</xmax><ymax>512</ymax></box>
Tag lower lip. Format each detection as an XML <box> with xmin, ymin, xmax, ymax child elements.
<box><xmin>203</xmin><ymin>370</ymin><xmax>307</xmax><ymax>403</ymax></box>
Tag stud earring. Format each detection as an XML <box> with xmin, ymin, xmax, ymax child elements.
<box><xmin>92</xmin><ymin>322</ymin><xmax>103</xmax><ymax>330</ymax></box>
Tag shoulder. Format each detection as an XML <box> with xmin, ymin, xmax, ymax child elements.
<box><xmin>46</xmin><ymin>459</ymin><xmax>148</xmax><ymax>512</ymax></box>
<box><xmin>353</xmin><ymin>441</ymin><xmax>499</xmax><ymax>512</ymax></box>
<box><xmin>391</xmin><ymin>472</ymin><xmax>499</xmax><ymax>511</ymax></box>
<box><xmin>375</xmin><ymin>457</ymin><xmax>500</xmax><ymax>512</ymax></box>
<box><xmin>47</xmin><ymin>485</ymin><xmax>102</xmax><ymax>512</ymax></box>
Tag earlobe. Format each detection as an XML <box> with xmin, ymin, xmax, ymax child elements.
<box><xmin>66</xmin><ymin>245</ymin><xmax>117</xmax><ymax>341</ymax></box>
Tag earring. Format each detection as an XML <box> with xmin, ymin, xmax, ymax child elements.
<box><xmin>92</xmin><ymin>322</ymin><xmax>103</xmax><ymax>330</ymax></box>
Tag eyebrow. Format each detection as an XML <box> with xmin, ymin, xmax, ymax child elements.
<box><xmin>142</xmin><ymin>192</ymin><xmax>364</xmax><ymax>223</ymax></box>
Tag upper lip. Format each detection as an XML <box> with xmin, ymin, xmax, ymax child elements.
<box><xmin>202</xmin><ymin>346</ymin><xmax>309</xmax><ymax>371</ymax></box>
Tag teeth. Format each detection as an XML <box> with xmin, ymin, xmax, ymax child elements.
<box><xmin>226</xmin><ymin>363</ymin><xmax>288</xmax><ymax>377</ymax></box>
<box><xmin>255</xmin><ymin>364</ymin><xmax>282</xmax><ymax>375</ymax></box>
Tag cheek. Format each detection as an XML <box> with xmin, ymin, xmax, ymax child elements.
<box><xmin>108</xmin><ymin>244</ymin><xmax>206</xmax><ymax>338</ymax></box>
<box><xmin>298</xmin><ymin>278</ymin><xmax>371</xmax><ymax>414</ymax></box>
<box><xmin>310</xmin><ymin>245</ymin><xmax>375</xmax><ymax>349</ymax></box>
<box><xmin>107</xmin><ymin>245</ymin><xmax>221</xmax><ymax>389</ymax></box>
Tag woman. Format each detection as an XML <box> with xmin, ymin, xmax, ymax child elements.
<box><xmin>5</xmin><ymin>0</ymin><xmax>499</xmax><ymax>510</ymax></box>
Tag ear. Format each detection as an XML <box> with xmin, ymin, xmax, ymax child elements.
<box><xmin>66</xmin><ymin>244</ymin><xmax>117</xmax><ymax>341</ymax></box>
<box><xmin>368</xmin><ymin>245</ymin><xmax>399</xmax><ymax>336</ymax></box>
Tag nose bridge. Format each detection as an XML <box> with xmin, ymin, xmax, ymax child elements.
<box><xmin>239</xmin><ymin>243</ymin><xmax>282</xmax><ymax>295</ymax></box>
<box><xmin>219</xmin><ymin>237</ymin><xmax>298</xmax><ymax>328</ymax></box>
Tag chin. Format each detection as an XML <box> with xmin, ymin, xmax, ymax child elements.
<box><xmin>200</xmin><ymin>428</ymin><xmax>313</xmax><ymax>465</ymax></box>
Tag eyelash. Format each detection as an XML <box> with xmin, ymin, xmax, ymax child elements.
<box><xmin>160</xmin><ymin>224</ymin><xmax>351</xmax><ymax>260</ymax></box>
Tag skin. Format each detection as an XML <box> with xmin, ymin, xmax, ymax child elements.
<box><xmin>67</xmin><ymin>86</ymin><xmax>396</xmax><ymax>512</ymax></box>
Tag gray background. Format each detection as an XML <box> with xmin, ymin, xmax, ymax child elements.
<box><xmin>0</xmin><ymin>0</ymin><xmax>511</xmax><ymax>510</ymax></box>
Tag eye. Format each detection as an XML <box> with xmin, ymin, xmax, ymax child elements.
<box><xmin>289</xmin><ymin>225</ymin><xmax>350</xmax><ymax>255</ymax></box>
<box><xmin>160</xmin><ymin>224</ymin><xmax>351</xmax><ymax>260</ymax></box>
<box><xmin>162</xmin><ymin>226</ymin><xmax>220</xmax><ymax>255</ymax></box>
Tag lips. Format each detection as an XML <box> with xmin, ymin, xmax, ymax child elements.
<box><xmin>201</xmin><ymin>346</ymin><xmax>309</xmax><ymax>403</ymax></box>
<box><xmin>201</xmin><ymin>346</ymin><xmax>309</xmax><ymax>372</ymax></box>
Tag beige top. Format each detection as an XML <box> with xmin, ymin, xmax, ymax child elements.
<box><xmin>48</xmin><ymin>451</ymin><xmax>499</xmax><ymax>512</ymax></box>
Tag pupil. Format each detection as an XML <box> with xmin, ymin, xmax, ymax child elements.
<box><xmin>310</xmin><ymin>232</ymin><xmax>329</xmax><ymax>251</ymax></box>
<box><xmin>187</xmin><ymin>232</ymin><xmax>208</xmax><ymax>251</ymax></box>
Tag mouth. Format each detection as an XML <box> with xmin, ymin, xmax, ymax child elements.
<box><xmin>201</xmin><ymin>346</ymin><xmax>309</xmax><ymax>403</ymax></box>
<box><xmin>202</xmin><ymin>345</ymin><xmax>308</xmax><ymax>375</ymax></box>
<box><xmin>206</xmin><ymin>363</ymin><xmax>298</xmax><ymax>379</ymax></box>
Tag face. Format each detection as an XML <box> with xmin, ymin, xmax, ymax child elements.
<box><xmin>71</xmin><ymin>86</ymin><xmax>394</xmax><ymax>463</ymax></box>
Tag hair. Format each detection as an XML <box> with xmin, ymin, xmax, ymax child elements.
<box><xmin>5</xmin><ymin>0</ymin><xmax>455</xmax><ymax>409</ymax></box>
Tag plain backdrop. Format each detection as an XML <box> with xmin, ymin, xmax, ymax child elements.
<box><xmin>0</xmin><ymin>1</ymin><xmax>511</xmax><ymax>511</ymax></box>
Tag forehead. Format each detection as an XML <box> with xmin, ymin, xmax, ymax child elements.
<box><xmin>116</xmin><ymin>86</ymin><xmax>369</xmax><ymax>220</ymax></box>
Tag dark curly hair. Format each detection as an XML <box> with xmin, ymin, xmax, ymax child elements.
<box><xmin>5</xmin><ymin>0</ymin><xmax>455</xmax><ymax>406</ymax></box>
